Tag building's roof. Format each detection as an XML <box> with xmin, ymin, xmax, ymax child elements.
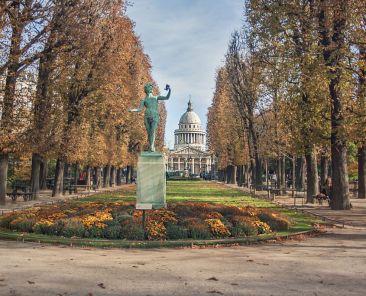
<box><xmin>179</xmin><ymin>100</ymin><xmax>201</xmax><ymax>125</ymax></box>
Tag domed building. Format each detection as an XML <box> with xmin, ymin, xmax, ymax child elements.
<box><xmin>167</xmin><ymin>100</ymin><xmax>215</xmax><ymax>176</ymax></box>
<box><xmin>174</xmin><ymin>100</ymin><xmax>206</xmax><ymax>151</ymax></box>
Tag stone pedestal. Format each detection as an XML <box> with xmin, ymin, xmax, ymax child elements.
<box><xmin>136</xmin><ymin>152</ymin><xmax>166</xmax><ymax>209</ymax></box>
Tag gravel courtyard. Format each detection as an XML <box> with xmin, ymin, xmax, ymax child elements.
<box><xmin>0</xmin><ymin>227</ymin><xmax>365</xmax><ymax>296</ymax></box>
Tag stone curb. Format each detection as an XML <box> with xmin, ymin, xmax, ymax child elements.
<box><xmin>0</xmin><ymin>228</ymin><xmax>318</xmax><ymax>249</ymax></box>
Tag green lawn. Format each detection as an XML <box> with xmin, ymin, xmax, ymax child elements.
<box><xmin>0</xmin><ymin>181</ymin><xmax>320</xmax><ymax>248</ymax></box>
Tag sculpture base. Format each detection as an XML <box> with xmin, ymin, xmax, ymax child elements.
<box><xmin>136</xmin><ymin>152</ymin><xmax>166</xmax><ymax>209</ymax></box>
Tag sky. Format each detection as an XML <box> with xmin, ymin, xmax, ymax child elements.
<box><xmin>127</xmin><ymin>0</ymin><xmax>244</xmax><ymax>148</ymax></box>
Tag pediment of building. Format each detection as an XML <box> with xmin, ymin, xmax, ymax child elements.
<box><xmin>169</xmin><ymin>146</ymin><xmax>210</xmax><ymax>157</ymax></box>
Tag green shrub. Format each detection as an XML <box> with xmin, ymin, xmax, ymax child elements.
<box><xmin>237</xmin><ymin>223</ymin><xmax>258</xmax><ymax>236</ymax></box>
<box><xmin>121</xmin><ymin>224</ymin><xmax>145</xmax><ymax>240</ymax></box>
<box><xmin>188</xmin><ymin>223</ymin><xmax>212</xmax><ymax>239</ymax></box>
<box><xmin>61</xmin><ymin>219</ymin><xmax>85</xmax><ymax>237</ymax></box>
<box><xmin>85</xmin><ymin>226</ymin><xmax>102</xmax><ymax>238</ymax></box>
<box><xmin>103</xmin><ymin>224</ymin><xmax>123</xmax><ymax>239</ymax></box>
<box><xmin>231</xmin><ymin>226</ymin><xmax>247</xmax><ymax>237</ymax></box>
<box><xmin>231</xmin><ymin>216</ymin><xmax>258</xmax><ymax>236</ymax></box>
<box><xmin>166</xmin><ymin>223</ymin><xmax>189</xmax><ymax>240</ymax></box>
<box><xmin>33</xmin><ymin>223</ymin><xmax>55</xmax><ymax>235</ymax></box>
<box><xmin>10</xmin><ymin>218</ymin><xmax>35</xmax><ymax>232</ymax></box>
<box><xmin>222</xmin><ymin>220</ymin><xmax>233</xmax><ymax>231</ymax></box>
<box><xmin>51</xmin><ymin>220</ymin><xmax>65</xmax><ymax>235</ymax></box>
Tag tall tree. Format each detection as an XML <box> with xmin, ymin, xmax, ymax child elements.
<box><xmin>0</xmin><ymin>1</ymin><xmax>53</xmax><ymax>203</ymax></box>
<box><xmin>318</xmin><ymin>0</ymin><xmax>351</xmax><ymax>209</ymax></box>
<box><xmin>225</xmin><ymin>31</ymin><xmax>263</xmax><ymax>187</ymax></box>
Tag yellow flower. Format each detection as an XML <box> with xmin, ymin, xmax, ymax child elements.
<box><xmin>80</xmin><ymin>210</ymin><xmax>113</xmax><ymax>228</ymax></box>
<box><xmin>205</xmin><ymin>219</ymin><xmax>230</xmax><ymax>237</ymax></box>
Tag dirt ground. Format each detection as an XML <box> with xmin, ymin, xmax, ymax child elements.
<box><xmin>0</xmin><ymin>226</ymin><xmax>365</xmax><ymax>296</ymax></box>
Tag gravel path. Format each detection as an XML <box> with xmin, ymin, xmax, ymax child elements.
<box><xmin>0</xmin><ymin>227</ymin><xmax>365</xmax><ymax>296</ymax></box>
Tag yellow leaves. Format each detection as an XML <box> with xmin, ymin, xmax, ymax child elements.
<box><xmin>34</xmin><ymin>219</ymin><xmax>54</xmax><ymax>227</ymax></box>
<box><xmin>205</xmin><ymin>219</ymin><xmax>231</xmax><ymax>237</ymax></box>
<box><xmin>208</xmin><ymin>67</ymin><xmax>248</xmax><ymax>167</ymax></box>
<box><xmin>80</xmin><ymin>210</ymin><xmax>113</xmax><ymax>229</ymax></box>
<box><xmin>146</xmin><ymin>221</ymin><xmax>166</xmax><ymax>240</ymax></box>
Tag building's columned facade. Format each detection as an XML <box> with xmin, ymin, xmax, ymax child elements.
<box><xmin>167</xmin><ymin>100</ymin><xmax>214</xmax><ymax>175</ymax></box>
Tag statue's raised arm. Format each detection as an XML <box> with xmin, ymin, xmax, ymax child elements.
<box><xmin>157</xmin><ymin>84</ymin><xmax>171</xmax><ymax>101</ymax></box>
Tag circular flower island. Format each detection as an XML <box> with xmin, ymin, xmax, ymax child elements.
<box><xmin>0</xmin><ymin>201</ymin><xmax>291</xmax><ymax>241</ymax></box>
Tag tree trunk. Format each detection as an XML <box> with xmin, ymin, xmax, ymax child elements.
<box><xmin>103</xmin><ymin>165</ymin><xmax>111</xmax><ymax>187</ymax></box>
<box><xmin>0</xmin><ymin>153</ymin><xmax>9</xmax><ymax>204</ymax></box>
<box><xmin>246</xmin><ymin>165</ymin><xmax>252</xmax><ymax>187</ymax></box>
<box><xmin>237</xmin><ymin>165</ymin><xmax>243</xmax><ymax>186</ymax></box>
<box><xmin>126</xmin><ymin>166</ymin><xmax>131</xmax><ymax>184</ymax></box>
<box><xmin>320</xmin><ymin>153</ymin><xmax>329</xmax><ymax>191</ymax></box>
<box><xmin>39</xmin><ymin>158</ymin><xmax>48</xmax><ymax>190</ymax></box>
<box><xmin>358</xmin><ymin>146</ymin><xmax>366</xmax><ymax>199</ymax></box>
<box><xmin>331</xmin><ymin>143</ymin><xmax>350</xmax><ymax>209</ymax></box>
<box><xmin>250</xmin><ymin>159</ymin><xmax>256</xmax><ymax>187</ymax></box>
<box><xmin>226</xmin><ymin>165</ymin><xmax>236</xmax><ymax>184</ymax></box>
<box><xmin>73</xmin><ymin>163</ymin><xmax>79</xmax><ymax>186</ymax></box>
<box><xmin>255</xmin><ymin>156</ymin><xmax>263</xmax><ymax>187</ymax></box>
<box><xmin>86</xmin><ymin>166</ymin><xmax>91</xmax><ymax>188</ymax></box>
<box><xmin>130</xmin><ymin>165</ymin><xmax>134</xmax><ymax>183</ymax></box>
<box><xmin>243</xmin><ymin>165</ymin><xmax>248</xmax><ymax>187</ymax></box>
<box><xmin>116</xmin><ymin>168</ymin><xmax>122</xmax><ymax>186</ymax></box>
<box><xmin>291</xmin><ymin>157</ymin><xmax>296</xmax><ymax>191</ymax></box>
<box><xmin>31</xmin><ymin>153</ymin><xmax>42</xmax><ymax>198</ymax></box>
<box><xmin>0</xmin><ymin>8</ymin><xmax>22</xmax><ymax>204</ymax></box>
<box><xmin>226</xmin><ymin>166</ymin><xmax>231</xmax><ymax>184</ymax></box>
<box><xmin>295</xmin><ymin>156</ymin><xmax>306</xmax><ymax>190</ymax></box>
<box><xmin>93</xmin><ymin>167</ymin><xmax>102</xmax><ymax>189</ymax></box>
<box><xmin>319</xmin><ymin>0</ymin><xmax>350</xmax><ymax>210</ymax></box>
<box><xmin>110</xmin><ymin>166</ymin><xmax>116</xmax><ymax>187</ymax></box>
<box><xmin>64</xmin><ymin>163</ymin><xmax>69</xmax><ymax>180</ymax></box>
<box><xmin>52</xmin><ymin>159</ymin><xmax>64</xmax><ymax>197</ymax></box>
<box><xmin>305</xmin><ymin>146</ymin><xmax>319</xmax><ymax>203</ymax></box>
<box><xmin>276</xmin><ymin>158</ymin><xmax>281</xmax><ymax>190</ymax></box>
<box><xmin>280</xmin><ymin>156</ymin><xmax>286</xmax><ymax>194</ymax></box>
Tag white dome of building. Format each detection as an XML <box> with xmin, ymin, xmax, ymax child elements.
<box><xmin>174</xmin><ymin>100</ymin><xmax>206</xmax><ymax>151</ymax></box>
<box><xmin>179</xmin><ymin>101</ymin><xmax>201</xmax><ymax>125</ymax></box>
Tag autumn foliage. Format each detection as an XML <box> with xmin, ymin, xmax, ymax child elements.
<box><xmin>0</xmin><ymin>1</ymin><xmax>166</xmax><ymax>201</ymax></box>
<box><xmin>208</xmin><ymin>0</ymin><xmax>366</xmax><ymax>210</ymax></box>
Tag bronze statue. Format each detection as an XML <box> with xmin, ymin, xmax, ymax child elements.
<box><xmin>129</xmin><ymin>82</ymin><xmax>171</xmax><ymax>152</ymax></box>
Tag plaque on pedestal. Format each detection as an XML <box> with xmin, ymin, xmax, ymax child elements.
<box><xmin>136</xmin><ymin>152</ymin><xmax>166</xmax><ymax>209</ymax></box>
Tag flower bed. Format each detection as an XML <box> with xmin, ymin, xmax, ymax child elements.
<box><xmin>0</xmin><ymin>201</ymin><xmax>291</xmax><ymax>240</ymax></box>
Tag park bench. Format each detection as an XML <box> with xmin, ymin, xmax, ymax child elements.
<box><xmin>7</xmin><ymin>190</ymin><xmax>35</xmax><ymax>202</ymax></box>
<box><xmin>312</xmin><ymin>193</ymin><xmax>330</xmax><ymax>206</ymax></box>
<box><xmin>269</xmin><ymin>188</ymin><xmax>281</xmax><ymax>198</ymax></box>
<box><xmin>287</xmin><ymin>189</ymin><xmax>305</xmax><ymax>206</ymax></box>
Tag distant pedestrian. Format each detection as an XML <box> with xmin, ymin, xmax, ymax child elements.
<box><xmin>323</xmin><ymin>177</ymin><xmax>332</xmax><ymax>202</ymax></box>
